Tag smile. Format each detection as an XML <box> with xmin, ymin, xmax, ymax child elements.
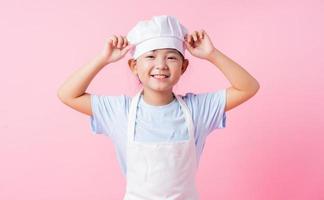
<box><xmin>150</xmin><ymin>74</ymin><xmax>170</xmax><ymax>79</ymax></box>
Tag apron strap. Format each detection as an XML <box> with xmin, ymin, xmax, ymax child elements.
<box><xmin>127</xmin><ymin>88</ymin><xmax>195</xmax><ymax>144</ymax></box>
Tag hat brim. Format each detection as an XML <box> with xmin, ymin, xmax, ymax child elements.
<box><xmin>132</xmin><ymin>36</ymin><xmax>185</xmax><ymax>60</ymax></box>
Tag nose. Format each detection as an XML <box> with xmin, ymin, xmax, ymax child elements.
<box><xmin>154</xmin><ymin>58</ymin><xmax>168</xmax><ymax>69</ymax></box>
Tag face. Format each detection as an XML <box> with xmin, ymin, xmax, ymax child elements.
<box><xmin>128</xmin><ymin>48</ymin><xmax>189</xmax><ymax>92</ymax></box>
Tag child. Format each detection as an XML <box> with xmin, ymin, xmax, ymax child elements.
<box><xmin>57</xmin><ymin>15</ymin><xmax>259</xmax><ymax>200</ymax></box>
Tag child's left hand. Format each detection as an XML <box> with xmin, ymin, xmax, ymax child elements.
<box><xmin>184</xmin><ymin>30</ymin><xmax>216</xmax><ymax>60</ymax></box>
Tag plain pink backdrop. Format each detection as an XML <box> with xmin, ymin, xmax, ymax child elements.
<box><xmin>1</xmin><ymin>0</ymin><xmax>323</xmax><ymax>199</ymax></box>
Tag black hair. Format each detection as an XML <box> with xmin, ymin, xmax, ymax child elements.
<box><xmin>175</xmin><ymin>50</ymin><xmax>185</xmax><ymax>61</ymax></box>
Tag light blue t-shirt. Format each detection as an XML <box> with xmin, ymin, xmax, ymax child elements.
<box><xmin>89</xmin><ymin>89</ymin><xmax>227</xmax><ymax>177</ymax></box>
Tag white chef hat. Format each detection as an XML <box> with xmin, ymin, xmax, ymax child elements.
<box><xmin>126</xmin><ymin>15</ymin><xmax>188</xmax><ymax>60</ymax></box>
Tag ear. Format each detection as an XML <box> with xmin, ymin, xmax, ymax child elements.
<box><xmin>181</xmin><ymin>59</ymin><xmax>189</xmax><ymax>74</ymax></box>
<box><xmin>128</xmin><ymin>59</ymin><xmax>138</xmax><ymax>75</ymax></box>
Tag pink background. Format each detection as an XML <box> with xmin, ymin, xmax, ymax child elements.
<box><xmin>1</xmin><ymin>0</ymin><xmax>323</xmax><ymax>199</ymax></box>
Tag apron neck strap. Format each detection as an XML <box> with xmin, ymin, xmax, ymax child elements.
<box><xmin>127</xmin><ymin>88</ymin><xmax>195</xmax><ymax>144</ymax></box>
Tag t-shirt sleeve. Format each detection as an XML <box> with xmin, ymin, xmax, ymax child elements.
<box><xmin>89</xmin><ymin>94</ymin><xmax>128</xmax><ymax>137</ymax></box>
<box><xmin>186</xmin><ymin>88</ymin><xmax>227</xmax><ymax>135</ymax></box>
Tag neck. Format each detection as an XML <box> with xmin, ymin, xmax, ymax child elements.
<box><xmin>142</xmin><ymin>88</ymin><xmax>175</xmax><ymax>106</ymax></box>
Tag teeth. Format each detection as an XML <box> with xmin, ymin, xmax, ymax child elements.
<box><xmin>152</xmin><ymin>74</ymin><xmax>168</xmax><ymax>78</ymax></box>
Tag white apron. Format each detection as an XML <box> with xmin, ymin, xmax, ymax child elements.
<box><xmin>123</xmin><ymin>88</ymin><xmax>200</xmax><ymax>200</ymax></box>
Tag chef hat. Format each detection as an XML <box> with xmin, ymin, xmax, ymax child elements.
<box><xmin>126</xmin><ymin>15</ymin><xmax>188</xmax><ymax>60</ymax></box>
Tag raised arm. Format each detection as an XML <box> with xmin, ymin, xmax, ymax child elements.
<box><xmin>184</xmin><ymin>29</ymin><xmax>260</xmax><ymax>112</ymax></box>
<box><xmin>207</xmin><ymin>48</ymin><xmax>260</xmax><ymax>112</ymax></box>
<box><xmin>57</xmin><ymin>35</ymin><xmax>134</xmax><ymax>116</ymax></box>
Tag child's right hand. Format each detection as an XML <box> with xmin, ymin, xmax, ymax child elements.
<box><xmin>99</xmin><ymin>35</ymin><xmax>134</xmax><ymax>64</ymax></box>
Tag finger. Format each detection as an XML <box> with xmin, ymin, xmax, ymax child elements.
<box><xmin>121</xmin><ymin>43</ymin><xmax>134</xmax><ymax>55</ymax></box>
<box><xmin>192</xmin><ymin>31</ymin><xmax>198</xmax><ymax>42</ymax></box>
<box><xmin>116</xmin><ymin>35</ymin><xmax>122</xmax><ymax>48</ymax></box>
<box><xmin>193</xmin><ymin>31</ymin><xmax>199</xmax><ymax>42</ymax></box>
<box><xmin>106</xmin><ymin>38</ymin><xmax>113</xmax><ymax>46</ymax></box>
<box><xmin>123</xmin><ymin>36</ymin><xmax>128</xmax><ymax>48</ymax></box>
<box><xmin>196</xmin><ymin>31</ymin><xmax>201</xmax><ymax>41</ymax></box>
<box><xmin>184</xmin><ymin>34</ymin><xmax>189</xmax><ymax>42</ymax></box>
<box><xmin>202</xmin><ymin>30</ymin><xmax>209</xmax><ymax>39</ymax></box>
<box><xmin>125</xmin><ymin>37</ymin><xmax>130</xmax><ymax>48</ymax></box>
<box><xmin>185</xmin><ymin>34</ymin><xmax>190</xmax><ymax>43</ymax></box>
<box><xmin>187</xmin><ymin>34</ymin><xmax>193</xmax><ymax>43</ymax></box>
<box><xmin>194</xmin><ymin>31</ymin><xmax>200</xmax><ymax>41</ymax></box>
<box><xmin>116</xmin><ymin>35</ymin><xmax>120</xmax><ymax>48</ymax></box>
<box><xmin>190</xmin><ymin>34</ymin><xmax>195</xmax><ymax>46</ymax></box>
<box><xmin>123</xmin><ymin>37</ymin><xmax>128</xmax><ymax>48</ymax></box>
<box><xmin>111</xmin><ymin>35</ymin><xmax>118</xmax><ymax>46</ymax></box>
<box><xmin>184</xmin><ymin>40</ymin><xmax>193</xmax><ymax>50</ymax></box>
<box><xmin>198</xmin><ymin>30</ymin><xmax>204</xmax><ymax>40</ymax></box>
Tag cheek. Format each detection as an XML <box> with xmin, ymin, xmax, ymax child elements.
<box><xmin>136</xmin><ymin>69</ymin><xmax>150</xmax><ymax>80</ymax></box>
<box><xmin>170</xmin><ymin>64</ymin><xmax>183</xmax><ymax>73</ymax></box>
<box><xmin>135</xmin><ymin>63</ymin><xmax>148</xmax><ymax>74</ymax></box>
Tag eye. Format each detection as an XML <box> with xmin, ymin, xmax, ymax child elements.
<box><xmin>146</xmin><ymin>55</ymin><xmax>154</xmax><ymax>58</ymax></box>
<box><xmin>168</xmin><ymin>57</ymin><xmax>177</xmax><ymax>60</ymax></box>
